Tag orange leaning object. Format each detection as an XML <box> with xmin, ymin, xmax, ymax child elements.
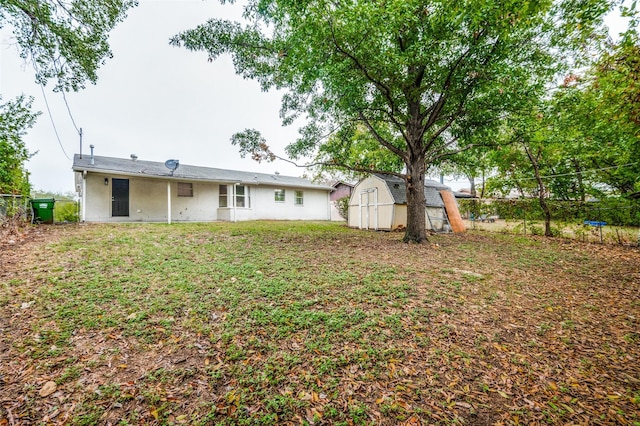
<box><xmin>440</xmin><ymin>190</ymin><xmax>466</xmax><ymax>233</ymax></box>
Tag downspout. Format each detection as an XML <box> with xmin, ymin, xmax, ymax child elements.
<box><xmin>167</xmin><ymin>181</ymin><xmax>172</xmax><ymax>224</ymax></box>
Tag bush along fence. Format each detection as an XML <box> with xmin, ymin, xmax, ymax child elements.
<box><xmin>0</xmin><ymin>195</ymin><xmax>29</xmax><ymax>221</ymax></box>
<box><xmin>52</xmin><ymin>199</ymin><xmax>80</xmax><ymax>223</ymax></box>
<box><xmin>458</xmin><ymin>197</ymin><xmax>640</xmax><ymax>246</ymax></box>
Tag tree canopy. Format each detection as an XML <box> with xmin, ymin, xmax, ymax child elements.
<box><xmin>173</xmin><ymin>0</ymin><xmax>612</xmax><ymax>242</ymax></box>
<box><xmin>0</xmin><ymin>96</ymin><xmax>39</xmax><ymax>197</ymax></box>
<box><xmin>487</xmin><ymin>28</ymin><xmax>640</xmax><ymax>208</ymax></box>
<box><xmin>2</xmin><ymin>0</ymin><xmax>137</xmax><ymax>91</ymax></box>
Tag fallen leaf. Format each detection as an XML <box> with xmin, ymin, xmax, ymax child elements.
<box><xmin>39</xmin><ymin>381</ymin><xmax>57</xmax><ymax>397</ymax></box>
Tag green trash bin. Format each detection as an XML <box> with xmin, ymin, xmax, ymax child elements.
<box><xmin>30</xmin><ymin>198</ymin><xmax>55</xmax><ymax>224</ymax></box>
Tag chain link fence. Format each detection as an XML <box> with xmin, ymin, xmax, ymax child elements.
<box><xmin>458</xmin><ymin>198</ymin><xmax>640</xmax><ymax>246</ymax></box>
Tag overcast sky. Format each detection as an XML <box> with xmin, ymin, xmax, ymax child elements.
<box><xmin>1</xmin><ymin>0</ymin><xmax>308</xmax><ymax>194</ymax></box>
<box><xmin>0</xmin><ymin>1</ymin><xmax>631</xmax><ymax>194</ymax></box>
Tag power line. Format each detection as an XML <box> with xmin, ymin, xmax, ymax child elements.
<box><xmin>60</xmin><ymin>90</ymin><xmax>80</xmax><ymax>134</ymax></box>
<box><xmin>29</xmin><ymin>47</ymin><xmax>74</xmax><ymax>161</ymax></box>
<box><xmin>37</xmin><ymin>82</ymin><xmax>71</xmax><ymax>161</ymax></box>
<box><xmin>522</xmin><ymin>162</ymin><xmax>638</xmax><ymax>180</ymax></box>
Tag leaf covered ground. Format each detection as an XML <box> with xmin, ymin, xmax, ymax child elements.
<box><xmin>1</xmin><ymin>222</ymin><xmax>639</xmax><ymax>425</ymax></box>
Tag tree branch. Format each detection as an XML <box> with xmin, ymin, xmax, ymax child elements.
<box><xmin>262</xmin><ymin>150</ymin><xmax>408</xmax><ymax>180</ymax></box>
<box><xmin>358</xmin><ymin>112</ymin><xmax>408</xmax><ymax>162</ymax></box>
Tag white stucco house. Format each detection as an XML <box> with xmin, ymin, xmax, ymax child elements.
<box><xmin>72</xmin><ymin>153</ymin><xmax>332</xmax><ymax>223</ymax></box>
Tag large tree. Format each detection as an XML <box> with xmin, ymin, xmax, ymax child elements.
<box><xmin>172</xmin><ymin>0</ymin><xmax>611</xmax><ymax>242</ymax></box>
<box><xmin>0</xmin><ymin>96</ymin><xmax>39</xmax><ymax>197</ymax></box>
<box><xmin>586</xmin><ymin>30</ymin><xmax>640</xmax><ymax>194</ymax></box>
<box><xmin>2</xmin><ymin>0</ymin><xmax>137</xmax><ymax>91</ymax></box>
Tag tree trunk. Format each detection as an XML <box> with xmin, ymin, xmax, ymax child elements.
<box><xmin>573</xmin><ymin>158</ymin><xmax>586</xmax><ymax>202</ymax></box>
<box><xmin>524</xmin><ymin>143</ymin><xmax>552</xmax><ymax>237</ymax></box>
<box><xmin>540</xmin><ymin>191</ymin><xmax>552</xmax><ymax>237</ymax></box>
<box><xmin>404</xmin><ymin>158</ymin><xmax>428</xmax><ymax>243</ymax></box>
<box><xmin>468</xmin><ymin>175</ymin><xmax>476</xmax><ymax>197</ymax></box>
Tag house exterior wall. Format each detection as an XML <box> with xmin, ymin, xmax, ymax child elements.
<box><xmin>83</xmin><ymin>173</ymin><xmax>113</xmax><ymax>222</ymax></box>
<box><xmin>82</xmin><ymin>174</ymin><xmax>219</xmax><ymax>222</ymax></box>
<box><xmin>329</xmin><ymin>183</ymin><xmax>353</xmax><ymax>222</ymax></box>
<box><xmin>81</xmin><ymin>173</ymin><xmax>329</xmax><ymax>222</ymax></box>
<box><xmin>170</xmin><ymin>181</ymin><xmax>218</xmax><ymax>222</ymax></box>
<box><xmin>329</xmin><ymin>203</ymin><xmax>344</xmax><ymax>221</ymax></box>
<box><xmin>330</xmin><ymin>183</ymin><xmax>353</xmax><ymax>201</ymax></box>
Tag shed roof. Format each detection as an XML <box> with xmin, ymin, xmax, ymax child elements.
<box><xmin>374</xmin><ymin>174</ymin><xmax>450</xmax><ymax>207</ymax></box>
<box><xmin>73</xmin><ymin>154</ymin><xmax>331</xmax><ymax>190</ymax></box>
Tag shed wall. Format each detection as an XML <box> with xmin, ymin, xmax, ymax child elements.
<box><xmin>348</xmin><ymin>175</ymin><xmax>396</xmax><ymax>230</ymax></box>
<box><xmin>348</xmin><ymin>175</ymin><xmax>458</xmax><ymax>232</ymax></box>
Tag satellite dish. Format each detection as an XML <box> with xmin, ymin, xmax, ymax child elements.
<box><xmin>164</xmin><ymin>159</ymin><xmax>179</xmax><ymax>175</ymax></box>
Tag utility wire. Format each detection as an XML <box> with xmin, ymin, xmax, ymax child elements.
<box><xmin>29</xmin><ymin>47</ymin><xmax>73</xmax><ymax>160</ymax></box>
<box><xmin>37</xmin><ymin>81</ymin><xmax>71</xmax><ymax>161</ymax></box>
<box><xmin>520</xmin><ymin>162</ymin><xmax>638</xmax><ymax>180</ymax></box>
<box><xmin>61</xmin><ymin>89</ymin><xmax>81</xmax><ymax>134</ymax></box>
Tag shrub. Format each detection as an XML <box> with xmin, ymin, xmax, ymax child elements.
<box><xmin>54</xmin><ymin>201</ymin><xmax>79</xmax><ymax>222</ymax></box>
<box><xmin>336</xmin><ymin>196</ymin><xmax>350</xmax><ymax>220</ymax></box>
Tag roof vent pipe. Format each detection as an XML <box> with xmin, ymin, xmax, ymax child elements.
<box><xmin>90</xmin><ymin>145</ymin><xmax>95</xmax><ymax>165</ymax></box>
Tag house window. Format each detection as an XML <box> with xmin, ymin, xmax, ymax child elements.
<box><xmin>219</xmin><ymin>185</ymin><xmax>228</xmax><ymax>207</ymax></box>
<box><xmin>294</xmin><ymin>190</ymin><xmax>304</xmax><ymax>206</ymax></box>
<box><xmin>236</xmin><ymin>185</ymin><xmax>250</xmax><ymax>208</ymax></box>
<box><xmin>274</xmin><ymin>188</ymin><xmax>285</xmax><ymax>202</ymax></box>
<box><xmin>177</xmin><ymin>182</ymin><xmax>193</xmax><ymax>197</ymax></box>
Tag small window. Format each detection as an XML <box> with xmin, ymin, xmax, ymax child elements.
<box><xmin>236</xmin><ymin>185</ymin><xmax>250</xmax><ymax>208</ymax></box>
<box><xmin>294</xmin><ymin>190</ymin><xmax>304</xmax><ymax>206</ymax></box>
<box><xmin>219</xmin><ymin>185</ymin><xmax>228</xmax><ymax>207</ymax></box>
<box><xmin>177</xmin><ymin>182</ymin><xmax>193</xmax><ymax>197</ymax></box>
<box><xmin>274</xmin><ymin>188</ymin><xmax>285</xmax><ymax>202</ymax></box>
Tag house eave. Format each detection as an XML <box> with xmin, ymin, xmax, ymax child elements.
<box><xmin>72</xmin><ymin>166</ymin><xmax>332</xmax><ymax>191</ymax></box>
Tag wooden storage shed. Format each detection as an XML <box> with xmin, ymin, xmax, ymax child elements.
<box><xmin>347</xmin><ymin>174</ymin><xmax>465</xmax><ymax>233</ymax></box>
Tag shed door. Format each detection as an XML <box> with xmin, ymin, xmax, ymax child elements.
<box><xmin>359</xmin><ymin>189</ymin><xmax>378</xmax><ymax>230</ymax></box>
<box><xmin>112</xmin><ymin>178</ymin><xmax>129</xmax><ymax>217</ymax></box>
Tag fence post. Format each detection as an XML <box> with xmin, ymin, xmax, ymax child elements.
<box><xmin>598</xmin><ymin>208</ymin><xmax>603</xmax><ymax>244</ymax></box>
<box><xmin>523</xmin><ymin>200</ymin><xmax>527</xmax><ymax>235</ymax></box>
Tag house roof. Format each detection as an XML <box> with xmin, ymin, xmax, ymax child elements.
<box><xmin>72</xmin><ymin>154</ymin><xmax>332</xmax><ymax>191</ymax></box>
<box><xmin>331</xmin><ymin>181</ymin><xmax>355</xmax><ymax>188</ymax></box>
<box><xmin>454</xmin><ymin>191</ymin><xmax>476</xmax><ymax>199</ymax></box>
<box><xmin>374</xmin><ymin>173</ymin><xmax>450</xmax><ymax>207</ymax></box>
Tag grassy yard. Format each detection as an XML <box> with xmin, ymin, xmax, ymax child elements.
<box><xmin>1</xmin><ymin>222</ymin><xmax>639</xmax><ymax>425</ymax></box>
